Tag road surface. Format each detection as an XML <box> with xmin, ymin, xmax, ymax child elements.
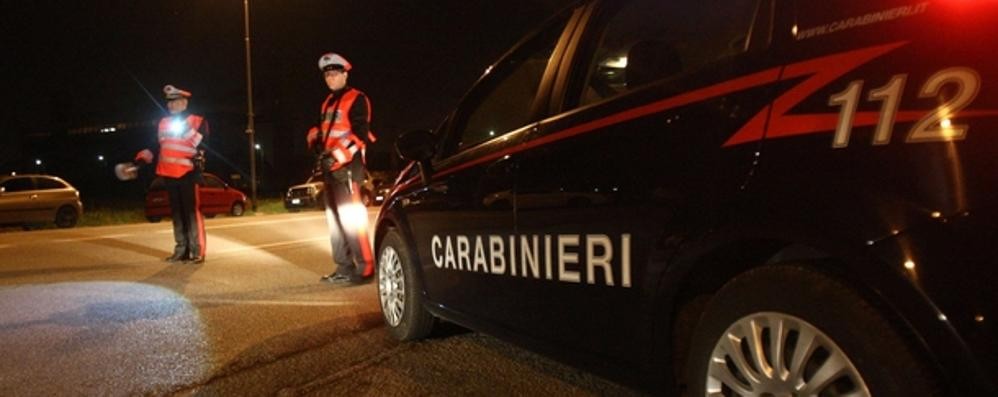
<box><xmin>0</xmin><ymin>210</ymin><xmax>645</xmax><ymax>396</ymax></box>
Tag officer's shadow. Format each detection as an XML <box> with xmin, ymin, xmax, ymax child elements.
<box><xmin>71</xmin><ymin>235</ymin><xmax>202</xmax><ymax>291</ymax></box>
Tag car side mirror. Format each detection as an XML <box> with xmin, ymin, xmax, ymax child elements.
<box><xmin>396</xmin><ymin>129</ymin><xmax>437</xmax><ymax>185</ymax></box>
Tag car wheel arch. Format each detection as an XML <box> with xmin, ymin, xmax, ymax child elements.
<box><xmin>656</xmin><ymin>237</ymin><xmax>947</xmax><ymax>394</ymax></box>
<box><xmin>54</xmin><ymin>205</ymin><xmax>79</xmax><ymax>228</ymax></box>
<box><xmin>375</xmin><ymin>212</ymin><xmax>431</xmax><ymax>302</ymax></box>
<box><xmin>377</xmin><ymin>224</ymin><xmax>438</xmax><ymax>340</ymax></box>
<box><xmin>230</xmin><ymin>200</ymin><xmax>245</xmax><ymax>216</ymax></box>
<box><xmin>683</xmin><ymin>263</ymin><xmax>944</xmax><ymax>396</ymax></box>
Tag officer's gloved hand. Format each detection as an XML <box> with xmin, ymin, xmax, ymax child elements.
<box><xmin>319</xmin><ymin>152</ymin><xmax>335</xmax><ymax>172</ymax></box>
<box><xmin>193</xmin><ymin>150</ymin><xmax>206</xmax><ymax>171</ymax></box>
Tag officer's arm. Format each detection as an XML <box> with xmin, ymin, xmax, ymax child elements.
<box><xmin>197</xmin><ymin>119</ymin><xmax>211</xmax><ymax>150</ymax></box>
<box><xmin>349</xmin><ymin>94</ymin><xmax>373</xmax><ymax>145</ymax></box>
<box><xmin>134</xmin><ymin>130</ymin><xmax>159</xmax><ymax>164</ymax></box>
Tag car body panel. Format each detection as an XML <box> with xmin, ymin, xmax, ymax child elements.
<box><xmin>377</xmin><ymin>0</ymin><xmax>998</xmax><ymax>393</ymax></box>
<box><xmin>145</xmin><ymin>173</ymin><xmax>246</xmax><ymax>220</ymax></box>
<box><xmin>0</xmin><ymin>175</ymin><xmax>82</xmax><ymax>227</ymax></box>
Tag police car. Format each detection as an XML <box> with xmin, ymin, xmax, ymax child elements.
<box><xmin>374</xmin><ymin>1</ymin><xmax>996</xmax><ymax>395</ymax></box>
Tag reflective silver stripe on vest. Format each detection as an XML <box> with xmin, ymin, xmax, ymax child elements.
<box><xmin>182</xmin><ymin>129</ymin><xmax>203</xmax><ymax>143</ymax></box>
<box><xmin>329</xmin><ymin>129</ymin><xmax>351</xmax><ymax>138</ymax></box>
<box><xmin>161</xmin><ymin>157</ymin><xmax>194</xmax><ymax>166</ymax></box>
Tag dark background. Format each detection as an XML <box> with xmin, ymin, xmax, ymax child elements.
<box><xmin>1</xmin><ymin>1</ymin><xmax>573</xmax><ymax>199</ymax></box>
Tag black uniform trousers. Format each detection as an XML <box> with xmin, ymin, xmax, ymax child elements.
<box><xmin>164</xmin><ymin>171</ymin><xmax>205</xmax><ymax>259</ymax></box>
<box><xmin>322</xmin><ymin>159</ymin><xmax>374</xmax><ymax>279</ymax></box>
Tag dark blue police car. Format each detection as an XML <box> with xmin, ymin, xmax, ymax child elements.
<box><xmin>374</xmin><ymin>0</ymin><xmax>997</xmax><ymax>395</ymax></box>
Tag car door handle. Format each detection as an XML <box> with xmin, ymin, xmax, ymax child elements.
<box><xmin>30</xmin><ymin>194</ymin><xmax>38</xmax><ymax>199</ymax></box>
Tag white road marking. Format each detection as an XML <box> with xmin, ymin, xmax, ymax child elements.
<box><xmin>53</xmin><ymin>233</ymin><xmax>133</xmax><ymax>243</ymax></box>
<box><xmin>154</xmin><ymin>214</ymin><xmax>327</xmax><ymax>233</ymax></box>
<box><xmin>193</xmin><ymin>298</ymin><xmax>354</xmax><ymax>307</ymax></box>
<box><xmin>212</xmin><ymin>237</ymin><xmax>328</xmax><ymax>255</ymax></box>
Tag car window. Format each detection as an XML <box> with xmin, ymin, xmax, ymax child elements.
<box><xmin>577</xmin><ymin>0</ymin><xmax>757</xmax><ymax>106</ymax></box>
<box><xmin>149</xmin><ymin>177</ymin><xmax>165</xmax><ymax>191</ymax></box>
<box><xmin>446</xmin><ymin>14</ymin><xmax>571</xmax><ymax>155</ymax></box>
<box><xmin>34</xmin><ymin>177</ymin><xmax>68</xmax><ymax>190</ymax></box>
<box><xmin>203</xmin><ymin>175</ymin><xmax>224</xmax><ymax>188</ymax></box>
<box><xmin>1</xmin><ymin>177</ymin><xmax>34</xmax><ymax>193</ymax></box>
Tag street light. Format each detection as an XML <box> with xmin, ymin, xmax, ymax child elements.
<box><xmin>243</xmin><ymin>0</ymin><xmax>258</xmax><ymax>212</ymax></box>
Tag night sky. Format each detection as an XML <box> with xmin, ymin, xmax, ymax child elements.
<box><xmin>2</xmin><ymin>1</ymin><xmax>573</xmax><ymax>193</ymax></box>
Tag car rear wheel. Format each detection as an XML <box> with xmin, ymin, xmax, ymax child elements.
<box><xmin>230</xmin><ymin>201</ymin><xmax>245</xmax><ymax>216</ymax></box>
<box><xmin>686</xmin><ymin>264</ymin><xmax>939</xmax><ymax>397</ymax></box>
<box><xmin>54</xmin><ymin>206</ymin><xmax>78</xmax><ymax>228</ymax></box>
<box><xmin>378</xmin><ymin>229</ymin><xmax>435</xmax><ymax>341</ymax></box>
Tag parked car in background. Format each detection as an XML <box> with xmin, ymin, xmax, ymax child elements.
<box><xmin>0</xmin><ymin>174</ymin><xmax>82</xmax><ymax>228</ymax></box>
<box><xmin>145</xmin><ymin>173</ymin><xmax>247</xmax><ymax>222</ymax></box>
<box><xmin>285</xmin><ymin>172</ymin><xmax>378</xmax><ymax>211</ymax></box>
<box><xmin>372</xmin><ymin>178</ymin><xmax>393</xmax><ymax>205</ymax></box>
<box><xmin>284</xmin><ymin>174</ymin><xmax>325</xmax><ymax>211</ymax></box>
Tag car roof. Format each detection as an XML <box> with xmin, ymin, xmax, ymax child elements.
<box><xmin>0</xmin><ymin>174</ymin><xmax>65</xmax><ymax>183</ymax></box>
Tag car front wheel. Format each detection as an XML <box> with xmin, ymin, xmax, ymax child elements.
<box><xmin>686</xmin><ymin>264</ymin><xmax>940</xmax><ymax>397</ymax></box>
<box><xmin>230</xmin><ymin>201</ymin><xmax>245</xmax><ymax>216</ymax></box>
<box><xmin>54</xmin><ymin>206</ymin><xmax>78</xmax><ymax>228</ymax></box>
<box><xmin>378</xmin><ymin>229</ymin><xmax>435</xmax><ymax>341</ymax></box>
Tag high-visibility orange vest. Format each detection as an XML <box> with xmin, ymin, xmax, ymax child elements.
<box><xmin>315</xmin><ymin>88</ymin><xmax>376</xmax><ymax>171</ymax></box>
<box><xmin>155</xmin><ymin>114</ymin><xmax>204</xmax><ymax>178</ymax></box>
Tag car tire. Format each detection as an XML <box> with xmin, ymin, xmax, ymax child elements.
<box><xmin>686</xmin><ymin>264</ymin><xmax>940</xmax><ymax>397</ymax></box>
<box><xmin>231</xmin><ymin>201</ymin><xmax>245</xmax><ymax>216</ymax></box>
<box><xmin>54</xmin><ymin>205</ymin><xmax>78</xmax><ymax>228</ymax></box>
<box><xmin>147</xmin><ymin>216</ymin><xmax>162</xmax><ymax>223</ymax></box>
<box><xmin>378</xmin><ymin>229</ymin><xmax>436</xmax><ymax>341</ymax></box>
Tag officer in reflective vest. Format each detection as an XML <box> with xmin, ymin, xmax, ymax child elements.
<box><xmin>308</xmin><ymin>53</ymin><xmax>377</xmax><ymax>285</ymax></box>
<box><xmin>135</xmin><ymin>84</ymin><xmax>210</xmax><ymax>264</ymax></box>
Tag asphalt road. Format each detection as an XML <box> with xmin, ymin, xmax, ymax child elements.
<box><xmin>0</xmin><ymin>210</ymin><xmax>645</xmax><ymax>396</ymax></box>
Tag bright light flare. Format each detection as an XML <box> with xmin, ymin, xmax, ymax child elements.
<box><xmin>169</xmin><ymin>119</ymin><xmax>187</xmax><ymax>135</ymax></box>
<box><xmin>339</xmin><ymin>202</ymin><xmax>369</xmax><ymax>232</ymax></box>
<box><xmin>601</xmin><ymin>56</ymin><xmax>628</xmax><ymax>69</ymax></box>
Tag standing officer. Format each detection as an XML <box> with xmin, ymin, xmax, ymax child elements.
<box><xmin>135</xmin><ymin>85</ymin><xmax>210</xmax><ymax>264</ymax></box>
<box><xmin>308</xmin><ymin>53</ymin><xmax>377</xmax><ymax>284</ymax></box>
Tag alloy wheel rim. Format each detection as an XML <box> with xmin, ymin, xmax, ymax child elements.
<box><xmin>705</xmin><ymin>312</ymin><xmax>870</xmax><ymax>397</ymax></box>
<box><xmin>378</xmin><ymin>246</ymin><xmax>405</xmax><ymax>326</ymax></box>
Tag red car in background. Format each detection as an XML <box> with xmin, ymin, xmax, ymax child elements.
<box><xmin>145</xmin><ymin>173</ymin><xmax>247</xmax><ymax>222</ymax></box>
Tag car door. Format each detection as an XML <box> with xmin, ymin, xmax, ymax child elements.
<box><xmin>32</xmin><ymin>177</ymin><xmax>72</xmax><ymax>219</ymax></box>
<box><xmin>401</xmin><ymin>9</ymin><xmax>581</xmax><ymax>320</ymax></box>
<box><xmin>0</xmin><ymin>177</ymin><xmax>40</xmax><ymax>223</ymax></box>
<box><xmin>510</xmin><ymin>0</ymin><xmax>779</xmax><ymax>362</ymax></box>
<box><xmin>199</xmin><ymin>174</ymin><xmax>225</xmax><ymax>214</ymax></box>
